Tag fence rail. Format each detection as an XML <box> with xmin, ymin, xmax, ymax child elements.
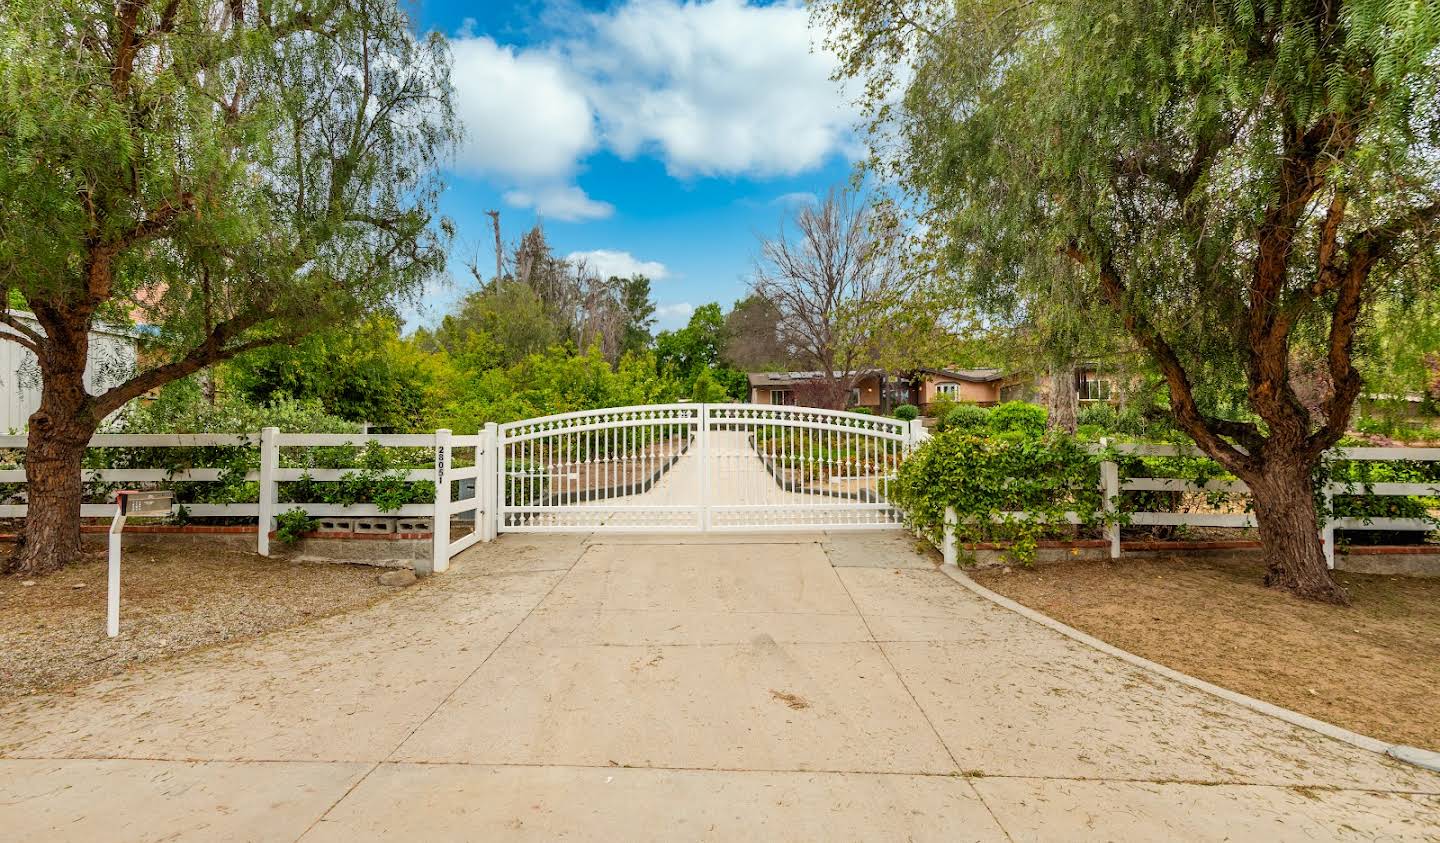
<box><xmin>7</xmin><ymin>422</ymin><xmax>1440</xmax><ymax>574</ymax></box>
<box><xmin>936</xmin><ymin>440</ymin><xmax>1440</xmax><ymax>568</ymax></box>
<box><xmin>0</xmin><ymin>427</ymin><xmax>497</xmax><ymax>573</ymax></box>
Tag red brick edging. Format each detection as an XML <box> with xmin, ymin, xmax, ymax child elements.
<box><xmin>0</xmin><ymin>524</ymin><xmax>434</xmax><ymax>541</ymax></box>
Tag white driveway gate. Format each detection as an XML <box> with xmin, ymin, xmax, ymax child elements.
<box><xmin>495</xmin><ymin>404</ymin><xmax>918</xmax><ymax>532</ymax></box>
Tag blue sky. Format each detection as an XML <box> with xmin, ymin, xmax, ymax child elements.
<box><xmin>403</xmin><ymin>0</ymin><xmax>862</xmax><ymax>331</ymax></box>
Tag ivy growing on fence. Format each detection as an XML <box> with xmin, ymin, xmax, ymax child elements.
<box><xmin>891</xmin><ymin>429</ymin><xmax>1115</xmax><ymax>563</ymax></box>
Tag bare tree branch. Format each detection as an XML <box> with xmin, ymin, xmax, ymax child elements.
<box><xmin>752</xmin><ymin>188</ymin><xmax>906</xmax><ymax>409</ymax></box>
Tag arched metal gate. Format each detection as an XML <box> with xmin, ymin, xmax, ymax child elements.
<box><xmin>495</xmin><ymin>404</ymin><xmax>919</xmax><ymax>532</ymax></box>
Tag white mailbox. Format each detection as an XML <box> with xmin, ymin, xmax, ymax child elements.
<box><xmin>107</xmin><ymin>490</ymin><xmax>175</xmax><ymax>637</ymax></box>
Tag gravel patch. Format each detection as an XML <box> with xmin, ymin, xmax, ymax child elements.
<box><xmin>0</xmin><ymin>544</ymin><xmax>410</xmax><ymax>698</ymax></box>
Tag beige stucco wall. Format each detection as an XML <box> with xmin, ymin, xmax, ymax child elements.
<box><xmin>854</xmin><ymin>375</ymin><xmax>882</xmax><ymax>407</ymax></box>
<box><xmin>920</xmin><ymin>377</ymin><xmax>1000</xmax><ymax>405</ymax></box>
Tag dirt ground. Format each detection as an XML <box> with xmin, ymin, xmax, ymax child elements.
<box><xmin>971</xmin><ymin>554</ymin><xmax>1440</xmax><ymax>751</ymax></box>
<box><xmin>0</xmin><ymin>544</ymin><xmax>408</xmax><ymax>698</ymax></box>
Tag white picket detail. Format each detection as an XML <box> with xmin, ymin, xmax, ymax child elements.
<box><xmin>494</xmin><ymin>403</ymin><xmax>915</xmax><ymax>533</ymax></box>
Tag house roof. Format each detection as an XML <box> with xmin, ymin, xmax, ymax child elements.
<box><xmin>747</xmin><ymin>370</ymin><xmax>885</xmax><ymax>388</ymax></box>
<box><xmin>915</xmin><ymin>367</ymin><xmax>1004</xmax><ymax>383</ymax></box>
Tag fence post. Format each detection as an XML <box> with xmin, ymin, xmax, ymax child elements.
<box><xmin>907</xmin><ymin>418</ymin><xmax>928</xmax><ymax>450</ymax></box>
<box><xmin>483</xmin><ymin>422</ymin><xmax>500</xmax><ymax>541</ymax></box>
<box><xmin>1099</xmin><ymin>438</ymin><xmax>1120</xmax><ymax>560</ymax></box>
<box><xmin>943</xmin><ymin>506</ymin><xmax>958</xmax><ymax>566</ymax></box>
<box><xmin>698</xmin><ymin>405</ymin><xmax>710</xmax><ymax>531</ymax></box>
<box><xmin>1321</xmin><ymin>482</ymin><xmax>1335</xmax><ymax>570</ymax></box>
<box><xmin>430</xmin><ymin>429</ymin><xmax>452</xmax><ymax>575</ymax></box>
<box><xmin>257</xmin><ymin>426</ymin><xmax>279</xmax><ymax>557</ymax></box>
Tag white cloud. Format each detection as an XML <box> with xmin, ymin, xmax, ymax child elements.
<box><xmin>770</xmin><ymin>191</ymin><xmax>819</xmax><ymax>207</ymax></box>
<box><xmin>655</xmin><ymin>302</ymin><xmax>695</xmax><ymax>328</ymax></box>
<box><xmin>449</xmin><ymin>36</ymin><xmax>595</xmax><ymax>180</ymax></box>
<box><xmin>503</xmin><ymin>185</ymin><xmax>615</xmax><ymax>221</ymax></box>
<box><xmin>573</xmin><ymin>0</ymin><xmax>859</xmax><ymax>177</ymax></box>
<box><xmin>565</xmin><ymin>249</ymin><xmax>670</xmax><ymax>280</ymax></box>
<box><xmin>445</xmin><ymin>1</ymin><xmax>859</xmax><ymax>211</ymax></box>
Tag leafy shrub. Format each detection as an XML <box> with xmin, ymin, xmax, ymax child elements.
<box><xmin>690</xmin><ymin>367</ymin><xmax>730</xmax><ymax>403</ymax></box>
<box><xmin>987</xmin><ymin>401</ymin><xmax>1047</xmax><ymax>437</ymax></box>
<box><xmin>116</xmin><ymin>385</ymin><xmax>359</xmax><ymax>435</ymax></box>
<box><xmin>940</xmin><ymin>403</ymin><xmax>990</xmax><ymax>433</ymax></box>
<box><xmin>892</xmin><ymin>404</ymin><xmax>920</xmax><ymax>421</ymax></box>
<box><xmin>925</xmin><ymin>394</ymin><xmax>956</xmax><ymax>419</ymax></box>
<box><xmin>86</xmin><ymin>389</ymin><xmax>438</xmax><ymax>512</ymax></box>
<box><xmin>1113</xmin><ymin>406</ymin><xmax>1160</xmax><ymax>437</ymax></box>
<box><xmin>1076</xmin><ymin>403</ymin><xmax>1117</xmax><ymax>430</ymax></box>
<box><xmin>849</xmin><ymin>406</ymin><xmax>874</xmax><ymax>415</ymax></box>
<box><xmin>891</xmin><ymin>429</ymin><xmax>1113</xmax><ymax>563</ymax></box>
<box><xmin>274</xmin><ymin>508</ymin><xmax>317</xmax><ymax>544</ymax></box>
<box><xmin>1326</xmin><ymin>454</ymin><xmax>1440</xmax><ymax>543</ymax></box>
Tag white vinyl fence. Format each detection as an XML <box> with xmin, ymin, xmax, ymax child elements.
<box><xmin>0</xmin><ymin>426</ymin><xmax>499</xmax><ymax>574</ymax></box>
<box><xmin>939</xmin><ymin>440</ymin><xmax>1440</xmax><ymax>569</ymax></box>
<box><xmin>7</xmin><ymin>422</ymin><xmax>1438</xmax><ymax>575</ymax></box>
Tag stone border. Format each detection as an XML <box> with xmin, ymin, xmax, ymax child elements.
<box><xmin>938</xmin><ymin>564</ymin><xmax>1440</xmax><ymax>774</ymax></box>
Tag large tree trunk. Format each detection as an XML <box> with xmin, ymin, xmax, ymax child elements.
<box><xmin>5</xmin><ymin>348</ymin><xmax>99</xmax><ymax>577</ymax></box>
<box><xmin>1237</xmin><ymin>453</ymin><xmax>1349</xmax><ymax>605</ymax></box>
<box><xmin>1047</xmin><ymin>366</ymin><xmax>1077</xmax><ymax>433</ymax></box>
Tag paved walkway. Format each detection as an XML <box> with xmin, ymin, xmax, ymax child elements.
<box><xmin>529</xmin><ymin>429</ymin><xmax>898</xmax><ymax>529</ymax></box>
<box><xmin>2</xmin><ymin>532</ymin><xmax>1437</xmax><ymax>840</ymax></box>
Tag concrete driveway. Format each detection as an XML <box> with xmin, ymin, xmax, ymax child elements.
<box><xmin>2</xmin><ymin>532</ymin><xmax>1437</xmax><ymax>840</ymax></box>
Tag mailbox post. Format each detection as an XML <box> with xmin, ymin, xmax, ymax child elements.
<box><xmin>108</xmin><ymin>490</ymin><xmax>174</xmax><ymax>638</ymax></box>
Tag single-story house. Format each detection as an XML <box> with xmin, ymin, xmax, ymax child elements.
<box><xmin>999</xmin><ymin>363</ymin><xmax>1119</xmax><ymax>406</ymax></box>
<box><xmin>747</xmin><ymin>363</ymin><xmax>1121</xmax><ymax>414</ymax></box>
<box><xmin>748</xmin><ymin>370</ymin><xmax>916</xmax><ymax>413</ymax></box>
<box><xmin>911</xmin><ymin>368</ymin><xmax>1004</xmax><ymax>411</ymax></box>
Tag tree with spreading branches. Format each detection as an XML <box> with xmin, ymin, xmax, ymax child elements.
<box><xmin>819</xmin><ymin>0</ymin><xmax>1440</xmax><ymax>602</ymax></box>
<box><xmin>752</xmin><ymin>187</ymin><xmax>919</xmax><ymax>410</ymax></box>
<box><xmin>0</xmin><ymin>0</ymin><xmax>457</xmax><ymax>574</ymax></box>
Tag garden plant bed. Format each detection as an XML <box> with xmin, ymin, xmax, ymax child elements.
<box><xmin>970</xmin><ymin>553</ymin><xmax>1440</xmax><ymax>750</ymax></box>
<box><xmin>0</xmin><ymin>543</ymin><xmax>410</xmax><ymax>698</ymax></box>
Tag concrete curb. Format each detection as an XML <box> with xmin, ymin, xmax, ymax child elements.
<box><xmin>937</xmin><ymin>564</ymin><xmax>1440</xmax><ymax>775</ymax></box>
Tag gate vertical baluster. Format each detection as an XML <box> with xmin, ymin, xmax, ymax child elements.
<box><xmin>772</xmin><ymin>416</ymin><xmax>781</xmax><ymax>524</ymax></box>
<box><xmin>622</xmin><ymin>414</ymin><xmax>631</xmax><ymax>528</ymax></box>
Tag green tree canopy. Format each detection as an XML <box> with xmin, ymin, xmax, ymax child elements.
<box><xmin>820</xmin><ymin>0</ymin><xmax>1440</xmax><ymax>602</ymax></box>
<box><xmin>0</xmin><ymin>0</ymin><xmax>457</xmax><ymax>573</ymax></box>
<box><xmin>226</xmin><ymin>316</ymin><xmax>445</xmax><ymax>431</ymax></box>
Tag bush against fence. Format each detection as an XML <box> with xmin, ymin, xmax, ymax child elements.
<box><xmin>895</xmin><ymin>427</ymin><xmax>1440</xmax><ymax>565</ymax></box>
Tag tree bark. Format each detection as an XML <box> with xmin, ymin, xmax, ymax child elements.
<box><xmin>1235</xmin><ymin>453</ymin><xmax>1349</xmax><ymax>605</ymax></box>
<box><xmin>6</xmin><ymin>360</ymin><xmax>100</xmax><ymax>576</ymax></box>
<box><xmin>1047</xmin><ymin>366</ymin><xmax>1077</xmax><ymax>433</ymax></box>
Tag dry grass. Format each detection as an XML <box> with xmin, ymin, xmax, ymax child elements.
<box><xmin>0</xmin><ymin>544</ymin><xmax>407</xmax><ymax>698</ymax></box>
<box><xmin>972</xmin><ymin>554</ymin><xmax>1440</xmax><ymax>750</ymax></box>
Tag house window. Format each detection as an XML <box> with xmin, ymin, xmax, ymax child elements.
<box><xmin>936</xmin><ymin>382</ymin><xmax>960</xmax><ymax>398</ymax></box>
<box><xmin>849</xmin><ymin>388</ymin><xmax>862</xmax><ymax>406</ymax></box>
<box><xmin>1077</xmin><ymin>370</ymin><xmax>1112</xmax><ymax>401</ymax></box>
<box><xmin>769</xmin><ymin>389</ymin><xmax>795</xmax><ymax>405</ymax></box>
